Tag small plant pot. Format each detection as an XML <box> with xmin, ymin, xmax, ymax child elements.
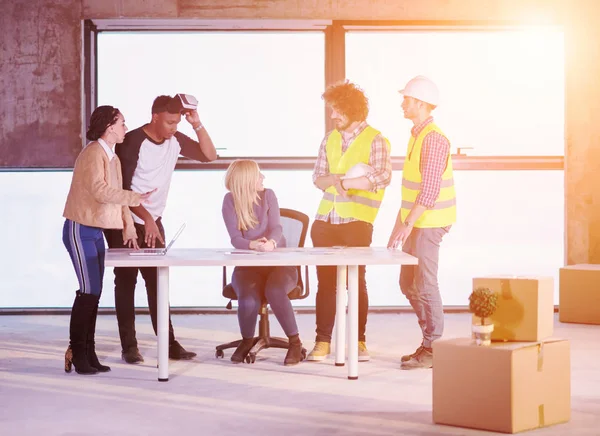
<box><xmin>472</xmin><ymin>323</ymin><xmax>494</xmax><ymax>346</ymax></box>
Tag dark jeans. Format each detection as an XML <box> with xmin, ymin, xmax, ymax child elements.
<box><xmin>104</xmin><ymin>218</ymin><xmax>176</xmax><ymax>352</ymax></box>
<box><xmin>310</xmin><ymin>219</ymin><xmax>373</xmax><ymax>343</ymax></box>
<box><xmin>231</xmin><ymin>266</ymin><xmax>299</xmax><ymax>338</ymax></box>
<box><xmin>399</xmin><ymin>226</ymin><xmax>449</xmax><ymax>348</ymax></box>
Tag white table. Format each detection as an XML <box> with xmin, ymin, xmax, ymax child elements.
<box><xmin>105</xmin><ymin>247</ymin><xmax>418</xmax><ymax>381</ymax></box>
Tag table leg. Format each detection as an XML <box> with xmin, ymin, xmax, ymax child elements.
<box><xmin>334</xmin><ymin>265</ymin><xmax>347</xmax><ymax>366</ymax></box>
<box><xmin>347</xmin><ymin>265</ymin><xmax>359</xmax><ymax>380</ymax></box>
<box><xmin>157</xmin><ymin>266</ymin><xmax>170</xmax><ymax>382</ymax></box>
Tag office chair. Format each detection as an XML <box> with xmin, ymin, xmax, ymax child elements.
<box><xmin>215</xmin><ymin>208</ymin><xmax>310</xmax><ymax>363</ymax></box>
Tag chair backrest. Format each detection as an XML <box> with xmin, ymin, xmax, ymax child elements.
<box><xmin>279</xmin><ymin>208</ymin><xmax>309</xmax><ymax>249</ymax></box>
<box><xmin>278</xmin><ymin>208</ymin><xmax>310</xmax><ymax>300</ymax></box>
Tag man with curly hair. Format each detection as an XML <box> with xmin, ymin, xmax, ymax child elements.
<box><xmin>308</xmin><ymin>81</ymin><xmax>392</xmax><ymax>362</ymax></box>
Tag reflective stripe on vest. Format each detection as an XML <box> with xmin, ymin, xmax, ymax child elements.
<box><xmin>316</xmin><ymin>126</ymin><xmax>390</xmax><ymax>224</ymax></box>
<box><xmin>400</xmin><ymin>122</ymin><xmax>456</xmax><ymax>228</ymax></box>
<box><xmin>402</xmin><ymin>177</ymin><xmax>455</xmax><ymax>190</ymax></box>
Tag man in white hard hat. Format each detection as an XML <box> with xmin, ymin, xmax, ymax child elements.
<box><xmin>388</xmin><ymin>76</ymin><xmax>457</xmax><ymax>370</ymax></box>
<box><xmin>308</xmin><ymin>81</ymin><xmax>392</xmax><ymax>362</ymax></box>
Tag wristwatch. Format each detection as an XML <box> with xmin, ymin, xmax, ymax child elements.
<box><xmin>193</xmin><ymin>123</ymin><xmax>204</xmax><ymax>132</ymax></box>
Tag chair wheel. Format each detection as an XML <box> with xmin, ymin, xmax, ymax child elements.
<box><xmin>215</xmin><ymin>349</ymin><xmax>224</xmax><ymax>359</ymax></box>
<box><xmin>245</xmin><ymin>353</ymin><xmax>256</xmax><ymax>364</ymax></box>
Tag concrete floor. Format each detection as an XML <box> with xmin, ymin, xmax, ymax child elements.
<box><xmin>0</xmin><ymin>312</ymin><xmax>598</xmax><ymax>436</ymax></box>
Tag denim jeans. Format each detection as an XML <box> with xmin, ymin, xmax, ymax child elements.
<box><xmin>399</xmin><ymin>226</ymin><xmax>449</xmax><ymax>348</ymax></box>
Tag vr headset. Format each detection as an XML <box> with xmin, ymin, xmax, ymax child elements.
<box><xmin>175</xmin><ymin>93</ymin><xmax>198</xmax><ymax>113</ymax></box>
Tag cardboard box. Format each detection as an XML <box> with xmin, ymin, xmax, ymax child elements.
<box><xmin>472</xmin><ymin>277</ymin><xmax>554</xmax><ymax>342</ymax></box>
<box><xmin>559</xmin><ymin>265</ymin><xmax>600</xmax><ymax>325</ymax></box>
<box><xmin>433</xmin><ymin>338</ymin><xmax>570</xmax><ymax>434</ymax></box>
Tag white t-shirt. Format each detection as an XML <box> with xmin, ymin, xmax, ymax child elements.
<box><xmin>129</xmin><ymin>137</ymin><xmax>181</xmax><ymax>224</ymax></box>
<box><xmin>117</xmin><ymin>126</ymin><xmax>210</xmax><ymax>225</ymax></box>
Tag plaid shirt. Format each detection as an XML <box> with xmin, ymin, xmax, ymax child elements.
<box><xmin>312</xmin><ymin>121</ymin><xmax>392</xmax><ymax>224</ymax></box>
<box><xmin>410</xmin><ymin>117</ymin><xmax>451</xmax><ymax>209</ymax></box>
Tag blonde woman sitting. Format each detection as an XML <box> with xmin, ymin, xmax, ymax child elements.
<box><xmin>222</xmin><ymin>160</ymin><xmax>305</xmax><ymax>365</ymax></box>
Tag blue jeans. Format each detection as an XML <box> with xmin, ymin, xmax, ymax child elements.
<box><xmin>62</xmin><ymin>219</ymin><xmax>105</xmax><ymax>297</ymax></box>
<box><xmin>400</xmin><ymin>226</ymin><xmax>449</xmax><ymax>348</ymax></box>
<box><xmin>231</xmin><ymin>266</ymin><xmax>299</xmax><ymax>338</ymax></box>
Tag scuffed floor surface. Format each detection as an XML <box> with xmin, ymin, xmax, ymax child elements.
<box><xmin>0</xmin><ymin>313</ymin><xmax>598</xmax><ymax>435</ymax></box>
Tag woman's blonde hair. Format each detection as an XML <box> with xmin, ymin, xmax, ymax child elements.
<box><xmin>224</xmin><ymin>159</ymin><xmax>261</xmax><ymax>231</ymax></box>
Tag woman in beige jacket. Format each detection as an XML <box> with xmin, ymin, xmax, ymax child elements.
<box><xmin>63</xmin><ymin>105</ymin><xmax>152</xmax><ymax>375</ymax></box>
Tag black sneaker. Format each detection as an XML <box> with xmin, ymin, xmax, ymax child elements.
<box><xmin>122</xmin><ymin>347</ymin><xmax>144</xmax><ymax>364</ymax></box>
<box><xmin>169</xmin><ymin>341</ymin><xmax>197</xmax><ymax>360</ymax></box>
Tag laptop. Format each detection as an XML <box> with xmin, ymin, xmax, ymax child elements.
<box><xmin>129</xmin><ymin>223</ymin><xmax>186</xmax><ymax>256</ymax></box>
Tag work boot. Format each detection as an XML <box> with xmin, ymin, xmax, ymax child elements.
<box><xmin>401</xmin><ymin>346</ymin><xmax>433</xmax><ymax>370</ymax></box>
<box><xmin>401</xmin><ymin>345</ymin><xmax>424</xmax><ymax>363</ymax></box>
<box><xmin>358</xmin><ymin>341</ymin><xmax>370</xmax><ymax>362</ymax></box>
<box><xmin>306</xmin><ymin>341</ymin><xmax>330</xmax><ymax>362</ymax></box>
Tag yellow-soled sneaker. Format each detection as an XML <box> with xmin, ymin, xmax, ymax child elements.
<box><xmin>307</xmin><ymin>341</ymin><xmax>331</xmax><ymax>361</ymax></box>
<box><xmin>358</xmin><ymin>341</ymin><xmax>370</xmax><ymax>362</ymax></box>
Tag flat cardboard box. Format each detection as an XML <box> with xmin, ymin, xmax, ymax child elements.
<box><xmin>559</xmin><ymin>264</ymin><xmax>600</xmax><ymax>324</ymax></box>
<box><xmin>473</xmin><ymin>276</ymin><xmax>554</xmax><ymax>341</ymax></box>
<box><xmin>433</xmin><ymin>338</ymin><xmax>570</xmax><ymax>434</ymax></box>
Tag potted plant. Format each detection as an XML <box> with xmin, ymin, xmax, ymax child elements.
<box><xmin>468</xmin><ymin>287</ymin><xmax>498</xmax><ymax>346</ymax></box>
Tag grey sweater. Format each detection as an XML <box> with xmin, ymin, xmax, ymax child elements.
<box><xmin>222</xmin><ymin>189</ymin><xmax>286</xmax><ymax>250</ymax></box>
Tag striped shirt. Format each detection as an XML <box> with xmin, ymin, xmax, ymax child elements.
<box><xmin>410</xmin><ymin>117</ymin><xmax>451</xmax><ymax>209</ymax></box>
<box><xmin>312</xmin><ymin>121</ymin><xmax>392</xmax><ymax>224</ymax></box>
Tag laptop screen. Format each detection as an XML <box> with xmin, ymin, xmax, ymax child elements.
<box><xmin>164</xmin><ymin>223</ymin><xmax>186</xmax><ymax>252</ymax></box>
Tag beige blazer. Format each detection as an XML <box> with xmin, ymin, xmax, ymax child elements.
<box><xmin>63</xmin><ymin>142</ymin><xmax>140</xmax><ymax>241</ymax></box>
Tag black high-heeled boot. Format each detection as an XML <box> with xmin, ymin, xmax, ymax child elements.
<box><xmin>231</xmin><ymin>337</ymin><xmax>255</xmax><ymax>363</ymax></box>
<box><xmin>64</xmin><ymin>292</ymin><xmax>98</xmax><ymax>375</ymax></box>
<box><xmin>86</xmin><ymin>297</ymin><xmax>110</xmax><ymax>372</ymax></box>
<box><xmin>284</xmin><ymin>334</ymin><xmax>306</xmax><ymax>366</ymax></box>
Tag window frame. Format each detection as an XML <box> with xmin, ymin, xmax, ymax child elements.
<box><xmin>85</xmin><ymin>18</ymin><xmax>564</xmax><ymax>172</ymax></box>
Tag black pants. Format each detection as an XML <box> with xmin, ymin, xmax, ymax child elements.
<box><xmin>104</xmin><ymin>218</ymin><xmax>176</xmax><ymax>352</ymax></box>
<box><xmin>310</xmin><ymin>219</ymin><xmax>373</xmax><ymax>343</ymax></box>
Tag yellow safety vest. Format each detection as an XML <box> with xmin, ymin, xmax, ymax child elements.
<box><xmin>400</xmin><ymin>122</ymin><xmax>456</xmax><ymax>228</ymax></box>
<box><xmin>316</xmin><ymin>126</ymin><xmax>390</xmax><ymax>224</ymax></box>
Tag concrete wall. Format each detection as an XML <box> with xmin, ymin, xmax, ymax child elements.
<box><xmin>0</xmin><ymin>0</ymin><xmax>82</xmax><ymax>167</ymax></box>
<box><xmin>2</xmin><ymin>0</ymin><xmax>598</xmax><ymax>263</ymax></box>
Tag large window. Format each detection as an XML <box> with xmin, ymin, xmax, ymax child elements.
<box><xmin>346</xmin><ymin>28</ymin><xmax>565</xmax><ymax>157</ymax></box>
<box><xmin>0</xmin><ymin>21</ymin><xmax>566</xmax><ymax>310</ymax></box>
<box><xmin>97</xmin><ymin>31</ymin><xmax>326</xmax><ymax>158</ymax></box>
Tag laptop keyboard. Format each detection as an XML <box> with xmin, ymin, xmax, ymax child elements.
<box><xmin>141</xmin><ymin>249</ymin><xmax>164</xmax><ymax>254</ymax></box>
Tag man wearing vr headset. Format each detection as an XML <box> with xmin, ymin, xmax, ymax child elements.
<box><xmin>104</xmin><ymin>94</ymin><xmax>217</xmax><ymax>363</ymax></box>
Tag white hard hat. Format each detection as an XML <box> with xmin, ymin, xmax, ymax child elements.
<box><xmin>399</xmin><ymin>76</ymin><xmax>440</xmax><ymax>106</ymax></box>
<box><xmin>341</xmin><ymin>163</ymin><xmax>374</xmax><ymax>180</ymax></box>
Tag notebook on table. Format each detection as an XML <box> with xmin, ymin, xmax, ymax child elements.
<box><xmin>128</xmin><ymin>223</ymin><xmax>186</xmax><ymax>256</ymax></box>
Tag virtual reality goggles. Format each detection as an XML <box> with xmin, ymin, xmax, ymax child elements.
<box><xmin>175</xmin><ymin>93</ymin><xmax>198</xmax><ymax>113</ymax></box>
